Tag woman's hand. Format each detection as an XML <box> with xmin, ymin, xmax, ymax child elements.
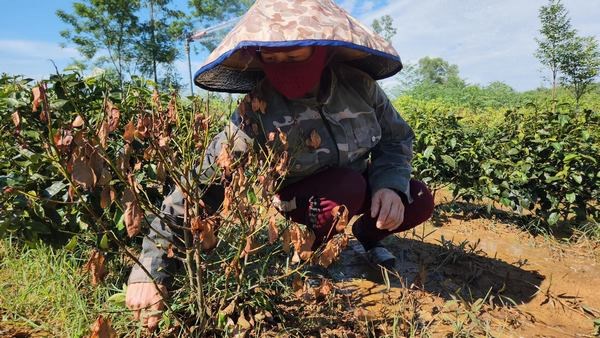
<box><xmin>126</xmin><ymin>282</ymin><xmax>168</xmax><ymax>331</ymax></box>
<box><xmin>371</xmin><ymin>188</ymin><xmax>405</xmax><ymax>231</ymax></box>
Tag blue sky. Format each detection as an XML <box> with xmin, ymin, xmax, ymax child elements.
<box><xmin>1</xmin><ymin>0</ymin><xmax>599</xmax><ymax>92</ymax></box>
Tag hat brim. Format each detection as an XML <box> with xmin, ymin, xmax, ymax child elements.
<box><xmin>194</xmin><ymin>40</ymin><xmax>402</xmax><ymax>93</ymax></box>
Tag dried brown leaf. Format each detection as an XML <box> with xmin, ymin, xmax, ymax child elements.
<box><xmin>331</xmin><ymin>205</ymin><xmax>349</xmax><ymax>233</ymax></box>
<box><xmin>290</xmin><ymin>225</ymin><xmax>315</xmax><ymax>262</ymax></box>
<box><xmin>152</xmin><ymin>89</ymin><xmax>162</xmax><ymax>110</ymax></box>
<box><xmin>84</xmin><ymin>249</ymin><xmax>106</xmax><ymax>286</ymax></box>
<box><xmin>11</xmin><ymin>111</ymin><xmax>20</xmax><ymax>128</ymax></box>
<box><xmin>275</xmin><ymin>151</ymin><xmax>289</xmax><ymax>176</ymax></box>
<box><xmin>122</xmin><ymin>186</ymin><xmax>142</xmax><ymax>237</ymax></box>
<box><xmin>316</xmin><ymin>234</ymin><xmax>349</xmax><ymax>268</ymax></box>
<box><xmin>191</xmin><ymin>217</ymin><xmax>218</xmax><ymax>252</ymax></box>
<box><xmin>251</xmin><ymin>97</ymin><xmax>267</xmax><ymax>114</ymax></box>
<box><xmin>242</xmin><ymin>235</ymin><xmax>257</xmax><ymax>258</ymax></box>
<box><xmin>166</xmin><ymin>244</ymin><xmax>175</xmax><ymax>258</ymax></box>
<box><xmin>72</xmin><ymin>115</ymin><xmax>84</xmax><ymax>128</ymax></box>
<box><xmin>278</xmin><ymin>129</ymin><xmax>288</xmax><ymax>148</ymax></box>
<box><xmin>268</xmin><ymin>216</ymin><xmax>278</xmax><ymax>244</ymax></box>
<box><xmin>100</xmin><ymin>186</ymin><xmax>111</xmax><ymax>209</ymax></box>
<box><xmin>216</xmin><ymin>144</ymin><xmax>232</xmax><ymax>171</ymax></box>
<box><xmin>72</xmin><ymin>157</ymin><xmax>96</xmax><ymax>189</ymax></box>
<box><xmin>106</xmin><ymin>101</ymin><xmax>120</xmax><ymax>132</ymax></box>
<box><xmin>123</xmin><ymin>120</ymin><xmax>135</xmax><ymax>143</ymax></box>
<box><xmin>156</xmin><ymin>162</ymin><xmax>166</xmax><ymax>183</ymax></box>
<box><xmin>89</xmin><ymin>315</ymin><xmax>116</xmax><ymax>338</ymax></box>
<box><xmin>98</xmin><ymin>169</ymin><xmax>112</xmax><ymax>186</ymax></box>
<box><xmin>167</xmin><ymin>94</ymin><xmax>177</xmax><ymax>123</ymax></box>
<box><xmin>305</xmin><ymin>129</ymin><xmax>322</xmax><ymax>149</ymax></box>
<box><xmin>97</xmin><ymin>121</ymin><xmax>109</xmax><ymax>149</ymax></box>
<box><xmin>32</xmin><ymin>86</ymin><xmax>41</xmax><ymax>112</ymax></box>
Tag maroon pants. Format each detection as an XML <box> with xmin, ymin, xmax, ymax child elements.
<box><xmin>277</xmin><ymin>167</ymin><xmax>435</xmax><ymax>250</ymax></box>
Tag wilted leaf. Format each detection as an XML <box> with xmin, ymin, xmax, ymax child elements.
<box><xmin>89</xmin><ymin>315</ymin><xmax>116</xmax><ymax>338</ymax></box>
<box><xmin>11</xmin><ymin>111</ymin><xmax>20</xmax><ymax>128</ymax></box>
<box><xmin>98</xmin><ymin>169</ymin><xmax>112</xmax><ymax>186</ymax></box>
<box><xmin>122</xmin><ymin>186</ymin><xmax>142</xmax><ymax>237</ymax></box>
<box><xmin>316</xmin><ymin>234</ymin><xmax>348</xmax><ymax>268</ymax></box>
<box><xmin>32</xmin><ymin>86</ymin><xmax>41</xmax><ymax>112</ymax></box>
<box><xmin>166</xmin><ymin>244</ymin><xmax>175</xmax><ymax>258</ymax></box>
<box><xmin>167</xmin><ymin>94</ymin><xmax>177</xmax><ymax>123</ymax></box>
<box><xmin>216</xmin><ymin>144</ymin><xmax>232</xmax><ymax>172</ymax></box>
<box><xmin>242</xmin><ymin>235</ymin><xmax>257</xmax><ymax>257</ymax></box>
<box><xmin>237</xmin><ymin>310</ymin><xmax>253</xmax><ymax>330</ymax></box>
<box><xmin>290</xmin><ymin>225</ymin><xmax>315</xmax><ymax>262</ymax></box>
<box><xmin>281</xmin><ymin>228</ymin><xmax>291</xmax><ymax>253</ymax></box>
<box><xmin>152</xmin><ymin>89</ymin><xmax>162</xmax><ymax>110</ymax></box>
<box><xmin>331</xmin><ymin>205</ymin><xmax>349</xmax><ymax>233</ymax></box>
<box><xmin>275</xmin><ymin>151</ymin><xmax>289</xmax><ymax>176</ymax></box>
<box><xmin>156</xmin><ymin>162</ymin><xmax>166</xmax><ymax>183</ymax></box>
<box><xmin>251</xmin><ymin>97</ymin><xmax>267</xmax><ymax>114</ymax></box>
<box><xmin>100</xmin><ymin>186</ymin><xmax>115</xmax><ymax>209</ymax></box>
<box><xmin>72</xmin><ymin>157</ymin><xmax>96</xmax><ymax>189</ymax></box>
<box><xmin>268</xmin><ymin>216</ymin><xmax>278</xmax><ymax>244</ymax></box>
<box><xmin>123</xmin><ymin>121</ymin><xmax>135</xmax><ymax>143</ymax></box>
<box><xmin>97</xmin><ymin>121</ymin><xmax>109</xmax><ymax>149</ymax></box>
<box><xmin>191</xmin><ymin>217</ymin><xmax>218</xmax><ymax>251</ymax></box>
<box><xmin>106</xmin><ymin>101</ymin><xmax>120</xmax><ymax>132</ymax></box>
<box><xmin>84</xmin><ymin>249</ymin><xmax>106</xmax><ymax>286</ymax></box>
<box><xmin>306</xmin><ymin>129</ymin><xmax>321</xmax><ymax>149</ymax></box>
<box><xmin>278</xmin><ymin>129</ymin><xmax>288</xmax><ymax>148</ymax></box>
<box><xmin>72</xmin><ymin>115</ymin><xmax>85</xmax><ymax>128</ymax></box>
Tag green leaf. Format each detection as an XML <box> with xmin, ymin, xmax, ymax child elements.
<box><xmin>423</xmin><ymin>145</ymin><xmax>434</xmax><ymax>158</ymax></box>
<box><xmin>441</xmin><ymin>155</ymin><xmax>456</xmax><ymax>169</ymax></box>
<box><xmin>572</xmin><ymin>173</ymin><xmax>582</xmax><ymax>184</ymax></box>
<box><xmin>547</xmin><ymin>212</ymin><xmax>560</xmax><ymax>225</ymax></box>
<box><xmin>563</xmin><ymin>153</ymin><xmax>579</xmax><ymax>163</ymax></box>
<box><xmin>107</xmin><ymin>292</ymin><xmax>126</xmax><ymax>307</ymax></box>
<box><xmin>247</xmin><ymin>189</ymin><xmax>257</xmax><ymax>205</ymax></box>
<box><xmin>116</xmin><ymin>213</ymin><xmax>125</xmax><ymax>231</ymax></box>
<box><xmin>64</xmin><ymin>236</ymin><xmax>78</xmax><ymax>251</ymax></box>
<box><xmin>43</xmin><ymin>181</ymin><xmax>68</xmax><ymax>198</ymax></box>
<box><xmin>566</xmin><ymin>193</ymin><xmax>576</xmax><ymax>203</ymax></box>
<box><xmin>100</xmin><ymin>233</ymin><xmax>109</xmax><ymax>250</ymax></box>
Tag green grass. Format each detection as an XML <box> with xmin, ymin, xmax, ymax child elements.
<box><xmin>0</xmin><ymin>237</ymin><xmax>133</xmax><ymax>337</ymax></box>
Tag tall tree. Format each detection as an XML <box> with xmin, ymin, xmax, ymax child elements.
<box><xmin>136</xmin><ymin>0</ymin><xmax>187</xmax><ymax>85</ymax></box>
<box><xmin>559</xmin><ymin>36</ymin><xmax>600</xmax><ymax>106</ymax></box>
<box><xmin>57</xmin><ymin>0</ymin><xmax>141</xmax><ymax>86</ymax></box>
<box><xmin>371</xmin><ymin>15</ymin><xmax>397</xmax><ymax>42</ymax></box>
<box><xmin>417</xmin><ymin>57</ymin><xmax>464</xmax><ymax>86</ymax></box>
<box><xmin>535</xmin><ymin>0</ymin><xmax>576</xmax><ymax>105</ymax></box>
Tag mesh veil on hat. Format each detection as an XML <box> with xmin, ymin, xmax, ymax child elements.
<box><xmin>194</xmin><ymin>0</ymin><xmax>402</xmax><ymax>93</ymax></box>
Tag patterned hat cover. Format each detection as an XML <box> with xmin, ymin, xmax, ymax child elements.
<box><xmin>194</xmin><ymin>0</ymin><xmax>402</xmax><ymax>93</ymax></box>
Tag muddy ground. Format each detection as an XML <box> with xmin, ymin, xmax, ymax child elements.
<box><xmin>307</xmin><ymin>193</ymin><xmax>600</xmax><ymax>337</ymax></box>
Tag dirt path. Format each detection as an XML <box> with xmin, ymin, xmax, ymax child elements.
<box><xmin>327</xmin><ymin>196</ymin><xmax>600</xmax><ymax>337</ymax></box>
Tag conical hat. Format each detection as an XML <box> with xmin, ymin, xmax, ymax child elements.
<box><xmin>194</xmin><ymin>0</ymin><xmax>402</xmax><ymax>93</ymax></box>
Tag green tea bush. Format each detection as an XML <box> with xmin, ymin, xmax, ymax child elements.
<box><xmin>396</xmin><ymin>95</ymin><xmax>600</xmax><ymax>227</ymax></box>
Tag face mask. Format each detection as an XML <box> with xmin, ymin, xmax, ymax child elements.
<box><xmin>260</xmin><ymin>46</ymin><xmax>329</xmax><ymax>99</ymax></box>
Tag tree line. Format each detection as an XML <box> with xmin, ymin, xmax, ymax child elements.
<box><xmin>56</xmin><ymin>0</ymin><xmax>252</xmax><ymax>89</ymax></box>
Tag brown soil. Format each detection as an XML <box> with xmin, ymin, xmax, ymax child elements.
<box><xmin>302</xmin><ymin>192</ymin><xmax>600</xmax><ymax>337</ymax></box>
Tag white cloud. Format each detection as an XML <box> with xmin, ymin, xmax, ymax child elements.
<box><xmin>352</xmin><ymin>0</ymin><xmax>600</xmax><ymax>91</ymax></box>
<box><xmin>0</xmin><ymin>39</ymin><xmax>80</xmax><ymax>79</ymax></box>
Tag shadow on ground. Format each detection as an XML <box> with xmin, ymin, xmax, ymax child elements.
<box><xmin>329</xmin><ymin>236</ymin><xmax>544</xmax><ymax>308</ymax></box>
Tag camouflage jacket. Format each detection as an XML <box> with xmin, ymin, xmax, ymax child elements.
<box><xmin>128</xmin><ymin>63</ymin><xmax>414</xmax><ymax>285</ymax></box>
